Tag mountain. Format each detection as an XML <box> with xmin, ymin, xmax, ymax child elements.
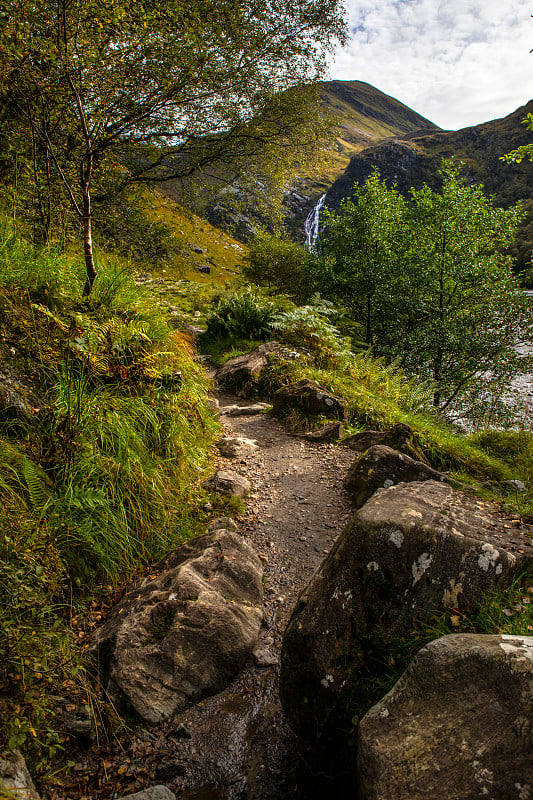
<box><xmin>283</xmin><ymin>80</ymin><xmax>441</xmax><ymax>229</ymax></box>
<box><xmin>160</xmin><ymin>80</ymin><xmax>440</xmax><ymax>240</ymax></box>
<box><xmin>324</xmin><ymin>99</ymin><xmax>533</xmax><ymax>271</ymax></box>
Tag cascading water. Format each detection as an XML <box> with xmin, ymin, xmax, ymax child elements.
<box><xmin>304</xmin><ymin>193</ymin><xmax>326</xmax><ymax>250</ymax></box>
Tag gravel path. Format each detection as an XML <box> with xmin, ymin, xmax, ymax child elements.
<box><xmin>59</xmin><ymin>394</ymin><xmax>356</xmax><ymax>800</ymax></box>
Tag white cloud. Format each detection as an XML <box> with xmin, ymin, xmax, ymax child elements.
<box><xmin>330</xmin><ymin>0</ymin><xmax>533</xmax><ymax>129</ymax></box>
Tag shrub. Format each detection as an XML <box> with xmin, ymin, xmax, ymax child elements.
<box><xmin>244</xmin><ymin>230</ymin><xmax>313</xmax><ymax>301</ymax></box>
<box><xmin>204</xmin><ymin>287</ymin><xmax>277</xmax><ymax>341</ymax></box>
<box><xmin>271</xmin><ymin>295</ymin><xmax>361</xmax><ymax>368</ymax></box>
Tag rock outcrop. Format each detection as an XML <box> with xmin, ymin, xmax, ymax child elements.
<box><xmin>93</xmin><ymin>530</ymin><xmax>263</xmax><ymax>724</ymax></box>
<box><xmin>342</xmin><ymin>422</ymin><xmax>426</xmax><ymax>461</ymax></box>
<box><xmin>299</xmin><ymin>421</ymin><xmax>345</xmax><ymax>442</ymax></box>
<box><xmin>344</xmin><ymin>444</ymin><xmax>448</xmax><ymax>508</ymax></box>
<box><xmin>358</xmin><ymin>634</ymin><xmax>533</xmax><ymax>800</ymax></box>
<box><xmin>272</xmin><ymin>379</ymin><xmax>346</xmax><ymax>421</ymax></box>
<box><xmin>280</xmin><ymin>481</ymin><xmax>533</xmax><ymax>742</ymax></box>
<box><xmin>215</xmin><ymin>342</ymin><xmax>299</xmax><ymax>397</ymax></box>
<box><xmin>0</xmin><ymin>343</ymin><xmax>47</xmax><ymax>424</ymax></box>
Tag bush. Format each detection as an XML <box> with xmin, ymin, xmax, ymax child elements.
<box><xmin>204</xmin><ymin>287</ymin><xmax>277</xmax><ymax>341</ymax></box>
<box><xmin>244</xmin><ymin>230</ymin><xmax>313</xmax><ymax>302</ymax></box>
<box><xmin>271</xmin><ymin>296</ymin><xmax>357</xmax><ymax>368</ymax></box>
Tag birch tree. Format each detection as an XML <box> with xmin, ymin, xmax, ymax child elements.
<box><xmin>1</xmin><ymin>0</ymin><xmax>346</xmax><ymax>294</ymax></box>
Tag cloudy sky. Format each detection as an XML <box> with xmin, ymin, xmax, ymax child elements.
<box><xmin>330</xmin><ymin>0</ymin><xmax>533</xmax><ymax>130</ymax></box>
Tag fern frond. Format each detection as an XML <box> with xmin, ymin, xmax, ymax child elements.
<box><xmin>21</xmin><ymin>457</ymin><xmax>48</xmax><ymax>510</ymax></box>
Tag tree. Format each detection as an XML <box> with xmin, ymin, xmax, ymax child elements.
<box><xmin>318</xmin><ymin>170</ymin><xmax>407</xmax><ymax>345</ymax></box>
<box><xmin>0</xmin><ymin>0</ymin><xmax>346</xmax><ymax>294</ymax></box>
<box><xmin>244</xmin><ymin>229</ymin><xmax>314</xmax><ymax>302</ymax></box>
<box><xmin>315</xmin><ymin>161</ymin><xmax>533</xmax><ymax>417</ymax></box>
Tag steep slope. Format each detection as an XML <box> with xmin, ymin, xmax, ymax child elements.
<box><xmin>309</xmin><ymin>79</ymin><xmax>440</xmax><ymax>177</ymax></box>
<box><xmin>160</xmin><ymin>80</ymin><xmax>440</xmax><ymax>239</ymax></box>
<box><xmin>324</xmin><ymin>99</ymin><xmax>533</xmax><ymax>270</ymax></box>
<box><xmin>284</xmin><ymin>80</ymin><xmax>441</xmax><ymax>229</ymax></box>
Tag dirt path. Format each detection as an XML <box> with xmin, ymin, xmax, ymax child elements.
<box><xmin>168</xmin><ymin>394</ymin><xmax>355</xmax><ymax>800</ymax></box>
<box><xmin>61</xmin><ymin>395</ymin><xmax>356</xmax><ymax>800</ymax></box>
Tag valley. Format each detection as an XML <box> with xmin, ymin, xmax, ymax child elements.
<box><xmin>1</xmin><ymin>10</ymin><xmax>533</xmax><ymax>796</ymax></box>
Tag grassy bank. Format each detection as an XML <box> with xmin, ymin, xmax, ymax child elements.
<box><xmin>0</xmin><ymin>229</ymin><xmax>219</xmax><ymax>773</ymax></box>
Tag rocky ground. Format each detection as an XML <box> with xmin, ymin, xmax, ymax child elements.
<box><xmin>56</xmin><ymin>393</ymin><xmax>355</xmax><ymax>800</ymax></box>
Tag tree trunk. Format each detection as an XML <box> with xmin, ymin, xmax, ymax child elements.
<box><xmin>82</xmin><ymin>185</ymin><xmax>96</xmax><ymax>297</ymax></box>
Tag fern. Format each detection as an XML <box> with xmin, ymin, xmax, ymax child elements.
<box><xmin>21</xmin><ymin>458</ymin><xmax>48</xmax><ymax>510</ymax></box>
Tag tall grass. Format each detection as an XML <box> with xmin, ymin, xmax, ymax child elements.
<box><xmin>0</xmin><ymin>227</ymin><xmax>219</xmax><ymax>757</ymax></box>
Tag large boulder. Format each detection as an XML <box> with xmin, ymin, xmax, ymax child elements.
<box><xmin>93</xmin><ymin>530</ymin><xmax>263</xmax><ymax>724</ymax></box>
<box><xmin>280</xmin><ymin>481</ymin><xmax>533</xmax><ymax>743</ymax></box>
<box><xmin>215</xmin><ymin>342</ymin><xmax>299</xmax><ymax>397</ymax></box>
<box><xmin>272</xmin><ymin>379</ymin><xmax>346</xmax><ymax>421</ymax></box>
<box><xmin>344</xmin><ymin>445</ymin><xmax>448</xmax><ymax>508</ymax></box>
<box><xmin>358</xmin><ymin>634</ymin><xmax>533</xmax><ymax>800</ymax></box>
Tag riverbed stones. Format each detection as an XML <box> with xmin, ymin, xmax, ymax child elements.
<box><xmin>358</xmin><ymin>634</ymin><xmax>533</xmax><ymax>800</ymax></box>
<box><xmin>344</xmin><ymin>445</ymin><xmax>449</xmax><ymax>508</ymax></box>
<box><xmin>279</xmin><ymin>480</ymin><xmax>533</xmax><ymax>742</ymax></box>
<box><xmin>272</xmin><ymin>379</ymin><xmax>346</xmax><ymax>421</ymax></box>
<box><xmin>216</xmin><ymin>436</ymin><xmax>259</xmax><ymax>459</ymax></box>
<box><xmin>203</xmin><ymin>470</ymin><xmax>251</xmax><ymax>498</ymax></box>
<box><xmin>92</xmin><ymin>529</ymin><xmax>263</xmax><ymax>724</ymax></box>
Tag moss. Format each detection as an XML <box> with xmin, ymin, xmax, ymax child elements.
<box><xmin>143</xmin><ymin>606</ymin><xmax>178</xmax><ymax>645</ymax></box>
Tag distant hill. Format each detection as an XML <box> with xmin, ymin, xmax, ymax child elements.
<box><xmin>282</xmin><ymin>80</ymin><xmax>441</xmax><ymax>230</ymax></box>
<box><xmin>324</xmin><ymin>99</ymin><xmax>533</xmax><ymax>271</ymax></box>
<box><xmin>161</xmin><ymin>80</ymin><xmax>440</xmax><ymax>240</ymax></box>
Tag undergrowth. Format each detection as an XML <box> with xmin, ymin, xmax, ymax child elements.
<box><xmin>0</xmin><ymin>227</ymin><xmax>219</xmax><ymax>772</ymax></box>
<box><xmin>343</xmin><ymin>573</ymin><xmax>533</xmax><ymax>727</ymax></box>
<box><xmin>469</xmin><ymin>429</ymin><xmax>533</xmax><ymax>520</ymax></box>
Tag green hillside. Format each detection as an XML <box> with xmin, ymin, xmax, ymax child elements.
<box><xmin>159</xmin><ymin>80</ymin><xmax>440</xmax><ymax>239</ymax></box>
<box><xmin>325</xmin><ymin>99</ymin><xmax>533</xmax><ymax>272</ymax></box>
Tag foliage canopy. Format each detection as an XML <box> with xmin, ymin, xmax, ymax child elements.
<box><xmin>316</xmin><ymin>161</ymin><xmax>533</xmax><ymax>417</ymax></box>
<box><xmin>0</xmin><ymin>0</ymin><xmax>346</xmax><ymax>290</ymax></box>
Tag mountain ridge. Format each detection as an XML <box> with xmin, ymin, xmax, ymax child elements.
<box><xmin>323</xmin><ymin>98</ymin><xmax>533</xmax><ymax>270</ymax></box>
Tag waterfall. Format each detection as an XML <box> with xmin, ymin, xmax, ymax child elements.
<box><xmin>304</xmin><ymin>193</ymin><xmax>326</xmax><ymax>251</ymax></box>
